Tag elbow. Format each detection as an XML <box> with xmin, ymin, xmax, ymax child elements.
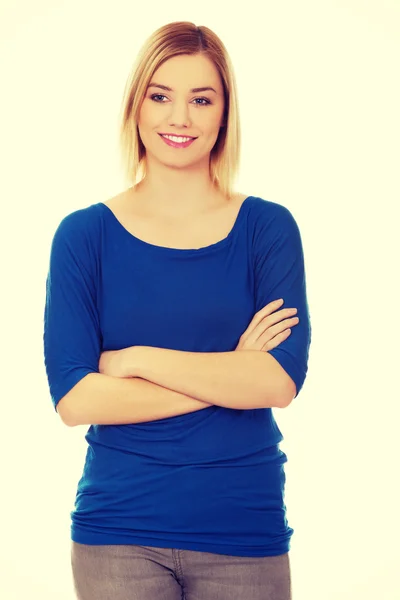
<box><xmin>278</xmin><ymin>378</ymin><xmax>297</xmax><ymax>408</ymax></box>
<box><xmin>56</xmin><ymin>372</ymin><xmax>103</xmax><ymax>426</ymax></box>
<box><xmin>56</xmin><ymin>392</ymin><xmax>78</xmax><ymax>427</ymax></box>
<box><xmin>263</xmin><ymin>353</ymin><xmax>296</xmax><ymax>409</ymax></box>
<box><xmin>54</xmin><ymin>373</ymin><xmax>97</xmax><ymax>427</ymax></box>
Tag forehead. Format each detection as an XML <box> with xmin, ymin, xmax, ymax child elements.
<box><xmin>150</xmin><ymin>54</ymin><xmax>222</xmax><ymax>90</ymax></box>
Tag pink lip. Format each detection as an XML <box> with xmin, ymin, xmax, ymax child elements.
<box><xmin>158</xmin><ymin>133</ymin><xmax>197</xmax><ymax>138</ymax></box>
<box><xmin>159</xmin><ymin>134</ymin><xmax>197</xmax><ymax>149</ymax></box>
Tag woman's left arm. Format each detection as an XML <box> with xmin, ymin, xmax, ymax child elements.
<box><xmin>125</xmin><ymin>345</ymin><xmax>293</xmax><ymax>409</ymax></box>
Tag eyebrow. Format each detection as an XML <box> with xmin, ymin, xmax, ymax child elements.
<box><xmin>148</xmin><ymin>82</ymin><xmax>217</xmax><ymax>94</ymax></box>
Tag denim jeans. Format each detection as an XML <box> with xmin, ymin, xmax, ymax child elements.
<box><xmin>71</xmin><ymin>541</ymin><xmax>292</xmax><ymax>599</ymax></box>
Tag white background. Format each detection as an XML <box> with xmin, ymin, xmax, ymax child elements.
<box><xmin>1</xmin><ymin>1</ymin><xmax>399</xmax><ymax>598</ymax></box>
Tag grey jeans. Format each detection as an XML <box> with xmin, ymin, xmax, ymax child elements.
<box><xmin>71</xmin><ymin>541</ymin><xmax>292</xmax><ymax>600</ymax></box>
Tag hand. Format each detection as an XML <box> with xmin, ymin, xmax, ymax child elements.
<box><xmin>235</xmin><ymin>298</ymin><xmax>299</xmax><ymax>352</ymax></box>
<box><xmin>98</xmin><ymin>348</ymin><xmax>136</xmax><ymax>378</ymax></box>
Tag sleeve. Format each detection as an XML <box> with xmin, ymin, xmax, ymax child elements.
<box><xmin>43</xmin><ymin>211</ymin><xmax>103</xmax><ymax>412</ymax></box>
<box><xmin>253</xmin><ymin>203</ymin><xmax>312</xmax><ymax>398</ymax></box>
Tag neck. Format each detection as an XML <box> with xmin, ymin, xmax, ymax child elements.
<box><xmin>131</xmin><ymin>170</ymin><xmax>225</xmax><ymax>218</ymax></box>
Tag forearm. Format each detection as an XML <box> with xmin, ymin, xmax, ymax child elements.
<box><xmin>134</xmin><ymin>347</ymin><xmax>290</xmax><ymax>409</ymax></box>
<box><xmin>57</xmin><ymin>373</ymin><xmax>213</xmax><ymax>427</ymax></box>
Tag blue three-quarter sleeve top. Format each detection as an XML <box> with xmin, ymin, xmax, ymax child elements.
<box><xmin>43</xmin><ymin>195</ymin><xmax>312</xmax><ymax>557</ymax></box>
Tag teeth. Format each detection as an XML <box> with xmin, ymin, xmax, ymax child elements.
<box><xmin>162</xmin><ymin>135</ymin><xmax>193</xmax><ymax>143</ymax></box>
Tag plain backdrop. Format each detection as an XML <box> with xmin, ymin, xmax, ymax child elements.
<box><xmin>1</xmin><ymin>1</ymin><xmax>399</xmax><ymax>599</ymax></box>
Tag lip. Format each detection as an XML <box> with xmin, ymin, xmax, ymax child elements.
<box><xmin>158</xmin><ymin>133</ymin><xmax>197</xmax><ymax>139</ymax></box>
<box><xmin>158</xmin><ymin>133</ymin><xmax>197</xmax><ymax>149</ymax></box>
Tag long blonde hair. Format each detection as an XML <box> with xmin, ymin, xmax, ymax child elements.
<box><xmin>118</xmin><ymin>21</ymin><xmax>241</xmax><ymax>201</ymax></box>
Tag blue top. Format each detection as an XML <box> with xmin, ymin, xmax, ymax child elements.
<box><xmin>43</xmin><ymin>195</ymin><xmax>311</xmax><ymax>557</ymax></box>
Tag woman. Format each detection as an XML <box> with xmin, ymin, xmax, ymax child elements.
<box><xmin>43</xmin><ymin>20</ymin><xmax>311</xmax><ymax>600</ymax></box>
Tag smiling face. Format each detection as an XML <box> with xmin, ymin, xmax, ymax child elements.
<box><xmin>137</xmin><ymin>54</ymin><xmax>226</xmax><ymax>169</ymax></box>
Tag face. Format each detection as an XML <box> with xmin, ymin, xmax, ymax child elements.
<box><xmin>137</xmin><ymin>54</ymin><xmax>226</xmax><ymax>168</ymax></box>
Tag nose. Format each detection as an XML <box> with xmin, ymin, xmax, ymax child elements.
<box><xmin>167</xmin><ymin>100</ymin><xmax>192</xmax><ymax>128</ymax></box>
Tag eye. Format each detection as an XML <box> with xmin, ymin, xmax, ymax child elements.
<box><xmin>194</xmin><ymin>97</ymin><xmax>211</xmax><ymax>105</ymax></box>
<box><xmin>150</xmin><ymin>94</ymin><xmax>211</xmax><ymax>106</ymax></box>
<box><xmin>150</xmin><ymin>94</ymin><xmax>167</xmax><ymax>102</ymax></box>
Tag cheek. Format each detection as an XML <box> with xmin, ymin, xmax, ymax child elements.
<box><xmin>203</xmin><ymin>115</ymin><xmax>225</xmax><ymax>136</ymax></box>
<box><xmin>138</xmin><ymin>105</ymin><xmax>152</xmax><ymax>125</ymax></box>
<box><xmin>138</xmin><ymin>99</ymin><xmax>159</xmax><ymax>124</ymax></box>
<box><xmin>202</xmin><ymin>109</ymin><xmax>225</xmax><ymax>129</ymax></box>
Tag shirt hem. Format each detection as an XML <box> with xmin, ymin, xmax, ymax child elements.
<box><xmin>71</xmin><ymin>525</ymin><xmax>292</xmax><ymax>557</ymax></box>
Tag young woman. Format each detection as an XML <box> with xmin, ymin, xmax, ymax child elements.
<box><xmin>43</xmin><ymin>20</ymin><xmax>311</xmax><ymax>600</ymax></box>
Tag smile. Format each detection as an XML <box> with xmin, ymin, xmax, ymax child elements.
<box><xmin>159</xmin><ymin>134</ymin><xmax>197</xmax><ymax>149</ymax></box>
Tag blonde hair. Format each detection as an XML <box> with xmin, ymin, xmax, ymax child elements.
<box><xmin>118</xmin><ymin>21</ymin><xmax>241</xmax><ymax>201</ymax></box>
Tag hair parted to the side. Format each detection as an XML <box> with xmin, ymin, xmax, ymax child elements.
<box><xmin>118</xmin><ymin>21</ymin><xmax>241</xmax><ymax>201</ymax></box>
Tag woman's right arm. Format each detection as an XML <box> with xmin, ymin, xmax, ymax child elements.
<box><xmin>58</xmin><ymin>374</ymin><xmax>212</xmax><ymax>427</ymax></box>
<box><xmin>44</xmin><ymin>211</ymin><xmax>212</xmax><ymax>427</ymax></box>
<box><xmin>44</xmin><ymin>212</ymin><xmax>296</xmax><ymax>428</ymax></box>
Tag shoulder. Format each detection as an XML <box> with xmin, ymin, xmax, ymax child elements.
<box><xmin>50</xmin><ymin>202</ymin><xmax>104</xmax><ymax>261</ymax></box>
<box><xmin>247</xmin><ymin>197</ymin><xmax>302</xmax><ymax>254</ymax></box>
<box><xmin>54</xmin><ymin>185</ymin><xmax>138</xmax><ymax>243</ymax></box>
<box><xmin>250</xmin><ymin>196</ymin><xmax>299</xmax><ymax>231</ymax></box>
<box><xmin>249</xmin><ymin>195</ymin><xmax>294</xmax><ymax>218</ymax></box>
<box><xmin>56</xmin><ymin>201</ymin><xmax>105</xmax><ymax>236</ymax></box>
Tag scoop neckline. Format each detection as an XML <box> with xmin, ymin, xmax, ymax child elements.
<box><xmin>97</xmin><ymin>195</ymin><xmax>254</xmax><ymax>255</ymax></box>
